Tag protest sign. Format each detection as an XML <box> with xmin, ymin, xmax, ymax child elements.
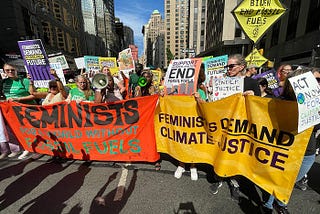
<box><xmin>208</xmin><ymin>77</ymin><xmax>243</xmax><ymax>101</ymax></box>
<box><xmin>84</xmin><ymin>56</ymin><xmax>100</xmax><ymax>79</ymax></box>
<box><xmin>99</xmin><ymin>57</ymin><xmax>119</xmax><ymax>75</ymax></box>
<box><xmin>155</xmin><ymin>94</ymin><xmax>313</xmax><ymax>203</ymax></box>
<box><xmin>118</xmin><ymin>48</ymin><xmax>135</xmax><ymax>72</ymax></box>
<box><xmin>74</xmin><ymin>57</ymin><xmax>85</xmax><ymax>69</ymax></box>
<box><xmin>164</xmin><ymin>58</ymin><xmax>202</xmax><ymax>95</ymax></box>
<box><xmin>232</xmin><ymin>0</ymin><xmax>287</xmax><ymax>43</ymax></box>
<box><xmin>18</xmin><ymin>39</ymin><xmax>52</xmax><ymax>88</ymax></box>
<box><xmin>288</xmin><ymin>71</ymin><xmax>320</xmax><ymax>133</ymax></box>
<box><xmin>0</xmin><ymin>95</ymin><xmax>160</xmax><ymax>162</ymax></box>
<box><xmin>245</xmin><ymin>48</ymin><xmax>268</xmax><ymax>67</ymax></box>
<box><xmin>49</xmin><ymin>54</ymin><xmax>69</xmax><ymax>70</ymax></box>
<box><xmin>49</xmin><ymin>62</ymin><xmax>67</xmax><ymax>85</ymax></box>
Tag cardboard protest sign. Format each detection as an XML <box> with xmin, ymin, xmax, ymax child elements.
<box><xmin>232</xmin><ymin>0</ymin><xmax>287</xmax><ymax>43</ymax></box>
<box><xmin>208</xmin><ymin>77</ymin><xmax>244</xmax><ymax>101</ymax></box>
<box><xmin>253</xmin><ymin>69</ymin><xmax>280</xmax><ymax>89</ymax></box>
<box><xmin>48</xmin><ymin>54</ymin><xmax>69</xmax><ymax>70</ymax></box>
<box><xmin>164</xmin><ymin>58</ymin><xmax>202</xmax><ymax>95</ymax></box>
<box><xmin>99</xmin><ymin>57</ymin><xmax>119</xmax><ymax>75</ymax></box>
<box><xmin>245</xmin><ymin>48</ymin><xmax>268</xmax><ymax>67</ymax></box>
<box><xmin>118</xmin><ymin>48</ymin><xmax>135</xmax><ymax>72</ymax></box>
<box><xmin>49</xmin><ymin>62</ymin><xmax>67</xmax><ymax>85</ymax></box>
<box><xmin>18</xmin><ymin>39</ymin><xmax>52</xmax><ymax>88</ymax></box>
<box><xmin>84</xmin><ymin>56</ymin><xmax>100</xmax><ymax>79</ymax></box>
<box><xmin>74</xmin><ymin>57</ymin><xmax>85</xmax><ymax>69</ymax></box>
<box><xmin>288</xmin><ymin>71</ymin><xmax>320</xmax><ymax>133</ymax></box>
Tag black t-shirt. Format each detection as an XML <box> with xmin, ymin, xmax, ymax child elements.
<box><xmin>243</xmin><ymin>77</ymin><xmax>261</xmax><ymax>96</ymax></box>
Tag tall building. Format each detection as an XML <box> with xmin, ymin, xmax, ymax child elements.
<box><xmin>164</xmin><ymin>0</ymin><xmax>189</xmax><ymax>64</ymax></box>
<box><xmin>203</xmin><ymin>0</ymin><xmax>250</xmax><ymax>57</ymax></box>
<box><xmin>143</xmin><ymin>10</ymin><xmax>164</xmax><ymax>67</ymax></box>
<box><xmin>123</xmin><ymin>26</ymin><xmax>134</xmax><ymax>49</ymax></box>
<box><xmin>153</xmin><ymin>35</ymin><xmax>165</xmax><ymax>69</ymax></box>
<box><xmin>188</xmin><ymin>0</ymin><xmax>207</xmax><ymax>57</ymax></box>
<box><xmin>0</xmin><ymin>0</ymin><xmax>85</xmax><ymax>71</ymax></box>
<box><xmin>257</xmin><ymin>0</ymin><xmax>320</xmax><ymax>67</ymax></box>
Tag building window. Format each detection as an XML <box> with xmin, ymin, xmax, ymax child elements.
<box><xmin>306</xmin><ymin>0</ymin><xmax>320</xmax><ymax>33</ymax></box>
<box><xmin>286</xmin><ymin>0</ymin><xmax>301</xmax><ymax>41</ymax></box>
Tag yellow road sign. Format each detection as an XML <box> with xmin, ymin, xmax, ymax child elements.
<box><xmin>245</xmin><ymin>48</ymin><xmax>268</xmax><ymax>67</ymax></box>
<box><xmin>232</xmin><ymin>0</ymin><xmax>287</xmax><ymax>43</ymax></box>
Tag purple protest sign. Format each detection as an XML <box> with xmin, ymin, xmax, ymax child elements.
<box><xmin>18</xmin><ymin>39</ymin><xmax>53</xmax><ymax>88</ymax></box>
<box><xmin>253</xmin><ymin>69</ymin><xmax>284</xmax><ymax>97</ymax></box>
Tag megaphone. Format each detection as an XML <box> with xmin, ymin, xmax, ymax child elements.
<box><xmin>138</xmin><ymin>77</ymin><xmax>147</xmax><ymax>87</ymax></box>
<box><xmin>92</xmin><ymin>73</ymin><xmax>109</xmax><ymax>89</ymax></box>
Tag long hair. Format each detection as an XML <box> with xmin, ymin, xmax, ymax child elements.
<box><xmin>75</xmin><ymin>75</ymin><xmax>93</xmax><ymax>100</ymax></box>
<box><xmin>257</xmin><ymin>77</ymin><xmax>273</xmax><ymax>96</ymax></box>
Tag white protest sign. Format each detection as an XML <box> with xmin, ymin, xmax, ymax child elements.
<box><xmin>74</xmin><ymin>57</ymin><xmax>85</xmax><ymax>69</ymax></box>
<box><xmin>289</xmin><ymin>71</ymin><xmax>320</xmax><ymax>133</ymax></box>
<box><xmin>209</xmin><ymin>77</ymin><xmax>244</xmax><ymax>101</ymax></box>
<box><xmin>164</xmin><ymin>58</ymin><xmax>201</xmax><ymax>95</ymax></box>
<box><xmin>50</xmin><ymin>62</ymin><xmax>67</xmax><ymax>85</ymax></box>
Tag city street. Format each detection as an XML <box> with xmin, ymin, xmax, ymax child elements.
<box><xmin>0</xmin><ymin>154</ymin><xmax>319</xmax><ymax>214</ymax></box>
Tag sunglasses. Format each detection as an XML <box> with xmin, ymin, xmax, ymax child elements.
<box><xmin>4</xmin><ymin>69</ymin><xmax>15</xmax><ymax>72</ymax></box>
<box><xmin>224</xmin><ymin>64</ymin><xmax>240</xmax><ymax>69</ymax></box>
<box><xmin>316</xmin><ymin>77</ymin><xmax>320</xmax><ymax>83</ymax></box>
<box><xmin>50</xmin><ymin>86</ymin><xmax>58</xmax><ymax>89</ymax></box>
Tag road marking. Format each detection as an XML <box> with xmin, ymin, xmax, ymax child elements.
<box><xmin>113</xmin><ymin>165</ymin><xmax>129</xmax><ymax>201</ymax></box>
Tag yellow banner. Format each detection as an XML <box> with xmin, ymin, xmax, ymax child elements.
<box><xmin>155</xmin><ymin>94</ymin><xmax>312</xmax><ymax>203</ymax></box>
<box><xmin>99</xmin><ymin>57</ymin><xmax>119</xmax><ymax>75</ymax></box>
<box><xmin>233</xmin><ymin>0</ymin><xmax>287</xmax><ymax>43</ymax></box>
<box><xmin>245</xmin><ymin>48</ymin><xmax>268</xmax><ymax>67</ymax></box>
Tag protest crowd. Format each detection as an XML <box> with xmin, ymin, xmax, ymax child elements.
<box><xmin>0</xmin><ymin>49</ymin><xmax>319</xmax><ymax>214</ymax></box>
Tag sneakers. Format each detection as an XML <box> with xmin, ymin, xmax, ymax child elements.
<box><xmin>210</xmin><ymin>181</ymin><xmax>222</xmax><ymax>194</ymax></box>
<box><xmin>8</xmin><ymin>152</ymin><xmax>20</xmax><ymax>158</ymax></box>
<box><xmin>190</xmin><ymin>167</ymin><xmax>198</xmax><ymax>181</ymax></box>
<box><xmin>0</xmin><ymin>153</ymin><xmax>9</xmax><ymax>159</ymax></box>
<box><xmin>294</xmin><ymin>180</ymin><xmax>307</xmax><ymax>191</ymax></box>
<box><xmin>174</xmin><ymin>166</ymin><xmax>185</xmax><ymax>179</ymax></box>
<box><xmin>259</xmin><ymin>205</ymin><xmax>273</xmax><ymax>214</ymax></box>
<box><xmin>18</xmin><ymin>151</ymin><xmax>29</xmax><ymax>159</ymax></box>
<box><xmin>274</xmin><ymin>205</ymin><xmax>290</xmax><ymax>214</ymax></box>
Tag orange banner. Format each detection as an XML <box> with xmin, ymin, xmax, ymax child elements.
<box><xmin>0</xmin><ymin>95</ymin><xmax>160</xmax><ymax>162</ymax></box>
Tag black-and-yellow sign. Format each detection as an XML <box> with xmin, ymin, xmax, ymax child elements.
<box><xmin>232</xmin><ymin>0</ymin><xmax>287</xmax><ymax>43</ymax></box>
<box><xmin>245</xmin><ymin>48</ymin><xmax>268</xmax><ymax>67</ymax></box>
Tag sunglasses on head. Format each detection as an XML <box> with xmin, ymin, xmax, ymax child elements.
<box><xmin>50</xmin><ymin>85</ymin><xmax>58</xmax><ymax>89</ymax></box>
<box><xmin>224</xmin><ymin>64</ymin><xmax>240</xmax><ymax>69</ymax></box>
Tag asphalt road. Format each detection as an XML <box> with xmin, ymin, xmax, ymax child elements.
<box><xmin>0</xmin><ymin>154</ymin><xmax>319</xmax><ymax>214</ymax></box>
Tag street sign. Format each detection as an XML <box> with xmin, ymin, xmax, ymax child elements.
<box><xmin>232</xmin><ymin>0</ymin><xmax>287</xmax><ymax>43</ymax></box>
<box><xmin>182</xmin><ymin>49</ymin><xmax>195</xmax><ymax>53</ymax></box>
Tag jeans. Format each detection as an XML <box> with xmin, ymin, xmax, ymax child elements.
<box><xmin>264</xmin><ymin>154</ymin><xmax>316</xmax><ymax>209</ymax></box>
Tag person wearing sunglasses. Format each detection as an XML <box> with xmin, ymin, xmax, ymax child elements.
<box><xmin>0</xmin><ymin>63</ymin><xmax>37</xmax><ymax>160</ymax></box>
<box><xmin>209</xmin><ymin>54</ymin><xmax>260</xmax><ymax>201</ymax></box>
<box><xmin>225</xmin><ymin>54</ymin><xmax>261</xmax><ymax>96</ymax></box>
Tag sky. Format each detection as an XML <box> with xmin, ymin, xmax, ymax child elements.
<box><xmin>114</xmin><ymin>0</ymin><xmax>164</xmax><ymax>58</ymax></box>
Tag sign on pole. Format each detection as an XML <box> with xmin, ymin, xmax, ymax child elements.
<box><xmin>232</xmin><ymin>0</ymin><xmax>287</xmax><ymax>43</ymax></box>
<box><xmin>245</xmin><ymin>48</ymin><xmax>268</xmax><ymax>67</ymax></box>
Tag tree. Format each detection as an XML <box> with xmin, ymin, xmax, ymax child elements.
<box><xmin>166</xmin><ymin>47</ymin><xmax>174</xmax><ymax>65</ymax></box>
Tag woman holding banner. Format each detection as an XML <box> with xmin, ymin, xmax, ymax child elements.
<box><xmin>261</xmin><ymin>68</ymin><xmax>320</xmax><ymax>214</ymax></box>
<box><xmin>0</xmin><ymin>63</ymin><xmax>36</xmax><ymax>159</ymax></box>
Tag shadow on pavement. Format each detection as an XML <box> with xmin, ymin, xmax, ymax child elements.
<box><xmin>89</xmin><ymin>169</ymin><xmax>137</xmax><ymax>213</ymax></box>
<box><xmin>18</xmin><ymin>161</ymin><xmax>91</xmax><ymax>213</ymax></box>
<box><xmin>308</xmin><ymin>161</ymin><xmax>320</xmax><ymax>194</ymax></box>
<box><xmin>0</xmin><ymin>158</ymin><xmax>34</xmax><ymax>182</ymax></box>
